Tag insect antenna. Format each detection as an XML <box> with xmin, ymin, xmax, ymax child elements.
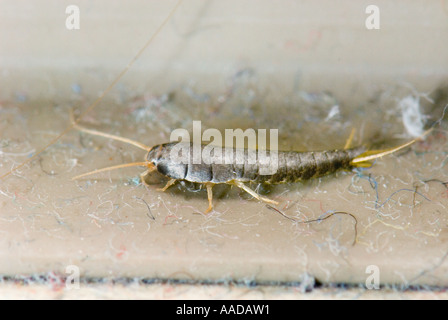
<box><xmin>0</xmin><ymin>0</ymin><xmax>182</xmax><ymax>180</ymax></box>
<box><xmin>70</xmin><ymin>110</ymin><xmax>152</xmax><ymax>152</ymax></box>
<box><xmin>70</xmin><ymin>109</ymin><xmax>157</xmax><ymax>180</ymax></box>
<box><xmin>72</xmin><ymin>162</ymin><xmax>154</xmax><ymax>180</ymax></box>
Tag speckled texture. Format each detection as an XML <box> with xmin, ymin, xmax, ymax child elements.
<box><xmin>1</xmin><ymin>0</ymin><xmax>448</xmax><ymax>289</ymax></box>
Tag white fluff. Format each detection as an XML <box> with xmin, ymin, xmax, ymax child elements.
<box><xmin>325</xmin><ymin>105</ymin><xmax>340</xmax><ymax>121</ymax></box>
<box><xmin>398</xmin><ymin>95</ymin><xmax>425</xmax><ymax>137</ymax></box>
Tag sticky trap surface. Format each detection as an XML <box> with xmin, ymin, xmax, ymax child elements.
<box><xmin>1</xmin><ymin>0</ymin><xmax>448</xmax><ymax>287</ymax></box>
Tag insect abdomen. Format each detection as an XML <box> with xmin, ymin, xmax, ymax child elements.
<box><xmin>265</xmin><ymin>149</ymin><xmax>364</xmax><ymax>184</ymax></box>
<box><xmin>150</xmin><ymin>143</ymin><xmax>364</xmax><ymax>184</ymax></box>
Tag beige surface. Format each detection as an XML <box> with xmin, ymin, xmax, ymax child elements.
<box><xmin>2</xmin><ymin>283</ymin><xmax>448</xmax><ymax>300</ymax></box>
<box><xmin>1</xmin><ymin>0</ymin><xmax>448</xmax><ymax>289</ymax></box>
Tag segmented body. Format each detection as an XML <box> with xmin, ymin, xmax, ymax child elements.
<box><xmin>70</xmin><ymin>128</ymin><xmax>425</xmax><ymax>213</ymax></box>
<box><xmin>147</xmin><ymin>142</ymin><xmax>365</xmax><ymax>185</ymax></box>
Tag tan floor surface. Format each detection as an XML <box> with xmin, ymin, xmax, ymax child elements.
<box><xmin>2</xmin><ymin>283</ymin><xmax>448</xmax><ymax>300</ymax></box>
<box><xmin>1</xmin><ymin>98</ymin><xmax>447</xmax><ymax>287</ymax></box>
<box><xmin>1</xmin><ymin>0</ymin><xmax>448</xmax><ymax>290</ymax></box>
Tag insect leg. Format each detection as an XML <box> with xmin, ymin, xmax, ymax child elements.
<box><xmin>233</xmin><ymin>181</ymin><xmax>279</xmax><ymax>205</ymax></box>
<box><xmin>157</xmin><ymin>178</ymin><xmax>177</xmax><ymax>192</ymax></box>
<box><xmin>205</xmin><ymin>183</ymin><xmax>214</xmax><ymax>214</ymax></box>
<box><xmin>140</xmin><ymin>165</ymin><xmax>158</xmax><ymax>187</ymax></box>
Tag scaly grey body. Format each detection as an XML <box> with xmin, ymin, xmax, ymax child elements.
<box><xmin>147</xmin><ymin>142</ymin><xmax>365</xmax><ymax>185</ymax></box>
<box><xmin>72</xmin><ymin>122</ymin><xmax>425</xmax><ymax>213</ymax></box>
